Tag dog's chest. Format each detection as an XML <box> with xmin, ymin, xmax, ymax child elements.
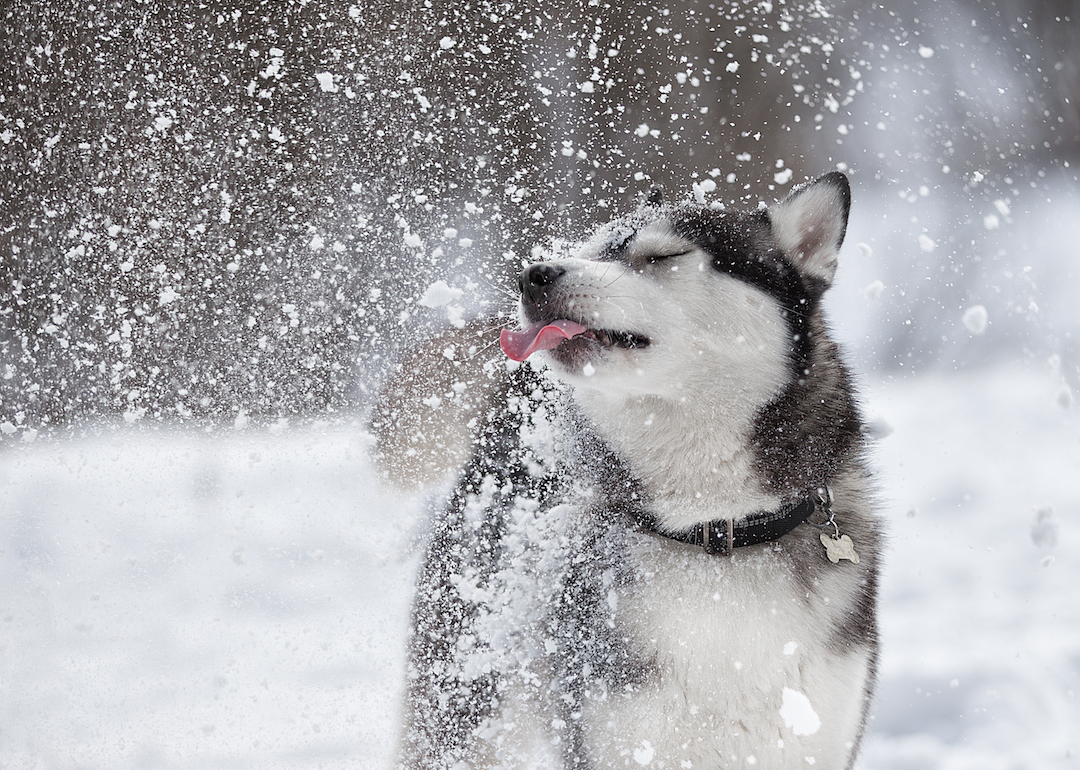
<box><xmin>580</xmin><ymin>534</ymin><xmax>867</xmax><ymax>768</ymax></box>
<box><xmin>614</xmin><ymin>536</ymin><xmax>812</xmax><ymax>696</ymax></box>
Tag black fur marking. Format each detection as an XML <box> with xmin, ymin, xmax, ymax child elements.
<box><xmin>565</xmin><ymin>408</ymin><xmax>657</xmax><ymax>691</ymax></box>
<box><xmin>821</xmin><ymin>478</ymin><xmax>881</xmax><ymax>769</ymax></box>
<box><xmin>596</xmin><ymin>209</ymin><xmax>663</xmax><ymax>263</ymax></box>
<box><xmin>671</xmin><ymin>208</ymin><xmax>824</xmax><ymax>379</ymax></box>
<box><xmin>752</xmin><ymin>313</ymin><xmax>864</xmax><ymax>498</ymax></box>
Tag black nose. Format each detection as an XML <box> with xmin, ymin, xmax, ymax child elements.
<box><xmin>518</xmin><ymin>263</ymin><xmax>566</xmax><ymax>304</ymax></box>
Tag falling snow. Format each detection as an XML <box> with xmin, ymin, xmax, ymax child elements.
<box><xmin>963</xmin><ymin>305</ymin><xmax>989</xmax><ymax>335</ymax></box>
<box><xmin>417</xmin><ymin>279</ymin><xmax>463</xmax><ymax>309</ymax></box>
<box><xmin>1</xmin><ymin>0</ymin><xmax>1079</xmax><ymax>768</ymax></box>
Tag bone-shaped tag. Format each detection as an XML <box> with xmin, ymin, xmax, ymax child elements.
<box><xmin>820</xmin><ymin>533</ymin><xmax>860</xmax><ymax>564</ymax></box>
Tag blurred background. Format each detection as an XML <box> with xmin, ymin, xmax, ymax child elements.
<box><xmin>3</xmin><ymin>0</ymin><xmax>1077</xmax><ymax>432</ymax></box>
<box><xmin>1</xmin><ymin>1</ymin><xmax>1078</xmax><ymax>768</ymax></box>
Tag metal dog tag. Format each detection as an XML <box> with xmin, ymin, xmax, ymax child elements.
<box><xmin>820</xmin><ymin>533</ymin><xmax>860</xmax><ymax>564</ymax></box>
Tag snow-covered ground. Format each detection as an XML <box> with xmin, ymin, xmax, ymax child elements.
<box><xmin>1</xmin><ymin>364</ymin><xmax>1077</xmax><ymax>769</ymax></box>
<box><xmin>858</xmin><ymin>366</ymin><xmax>1078</xmax><ymax>769</ymax></box>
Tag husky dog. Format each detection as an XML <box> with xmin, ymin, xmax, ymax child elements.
<box><xmin>376</xmin><ymin>172</ymin><xmax>881</xmax><ymax>770</ymax></box>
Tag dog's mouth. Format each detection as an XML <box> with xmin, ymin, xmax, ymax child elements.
<box><xmin>500</xmin><ymin>319</ymin><xmax>650</xmax><ymax>362</ymax></box>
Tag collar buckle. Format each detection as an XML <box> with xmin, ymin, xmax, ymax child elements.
<box><xmin>699</xmin><ymin>517</ymin><xmax>735</xmax><ymax>555</ymax></box>
<box><xmin>683</xmin><ymin>494</ymin><xmax>817</xmax><ymax>556</ymax></box>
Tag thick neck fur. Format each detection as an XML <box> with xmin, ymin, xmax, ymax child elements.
<box><xmin>574</xmin><ymin>378</ymin><xmax>782</xmax><ymax>531</ymax></box>
<box><xmin>570</xmin><ymin>315</ymin><xmax>862</xmax><ymax>532</ymax></box>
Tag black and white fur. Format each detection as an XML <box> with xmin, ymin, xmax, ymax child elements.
<box><xmin>387</xmin><ymin>173</ymin><xmax>881</xmax><ymax>770</ymax></box>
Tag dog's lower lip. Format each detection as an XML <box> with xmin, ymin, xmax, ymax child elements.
<box><xmin>578</xmin><ymin>326</ymin><xmax>650</xmax><ymax>350</ymax></box>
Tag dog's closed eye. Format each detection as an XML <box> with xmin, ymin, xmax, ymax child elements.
<box><xmin>646</xmin><ymin>249</ymin><xmax>691</xmax><ymax>264</ymax></box>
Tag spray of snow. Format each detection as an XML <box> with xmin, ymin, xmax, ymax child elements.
<box><xmin>418</xmin><ymin>280</ymin><xmax>463</xmax><ymax>308</ymax></box>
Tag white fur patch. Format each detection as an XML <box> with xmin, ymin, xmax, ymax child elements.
<box><xmin>582</xmin><ymin>537</ymin><xmax>872</xmax><ymax>769</ymax></box>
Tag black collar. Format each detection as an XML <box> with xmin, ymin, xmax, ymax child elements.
<box><xmin>636</xmin><ymin>496</ymin><xmax>818</xmax><ymax>555</ymax></box>
<box><xmin>573</xmin><ymin>415</ymin><xmax>826</xmax><ymax>556</ymax></box>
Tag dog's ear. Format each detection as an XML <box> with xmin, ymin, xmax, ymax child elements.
<box><xmin>768</xmin><ymin>171</ymin><xmax>850</xmax><ymax>287</ymax></box>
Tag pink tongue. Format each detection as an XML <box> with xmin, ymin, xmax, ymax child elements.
<box><xmin>500</xmin><ymin>320</ymin><xmax>588</xmax><ymax>362</ymax></box>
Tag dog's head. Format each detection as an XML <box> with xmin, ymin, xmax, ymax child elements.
<box><xmin>501</xmin><ymin>172</ymin><xmax>851</xmax><ymax>405</ymax></box>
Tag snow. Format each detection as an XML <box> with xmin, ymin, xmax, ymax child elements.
<box><xmin>774</xmin><ymin>168</ymin><xmax>794</xmax><ymax>185</ymax></box>
<box><xmin>962</xmin><ymin>305</ymin><xmax>989</xmax><ymax>335</ymax></box>
<box><xmin>0</xmin><ymin>426</ymin><xmax>418</xmax><ymax>769</ymax></box>
<box><xmin>1030</xmin><ymin>507</ymin><xmax>1059</xmax><ymax>551</ymax></box>
<box><xmin>417</xmin><ymin>279</ymin><xmax>463</xmax><ymax>309</ymax></box>
<box><xmin>2</xmin><ymin>363</ymin><xmax>1077</xmax><ymax>768</ymax></box>
<box><xmin>780</xmin><ymin>687</ymin><xmax>822</xmax><ymax>736</ymax></box>
<box><xmin>633</xmin><ymin>740</ymin><xmax>656</xmax><ymax>765</ymax></box>
<box><xmin>858</xmin><ymin>365</ymin><xmax>1080</xmax><ymax>769</ymax></box>
<box><xmin>861</xmin><ymin>279</ymin><xmax>884</xmax><ymax>300</ymax></box>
